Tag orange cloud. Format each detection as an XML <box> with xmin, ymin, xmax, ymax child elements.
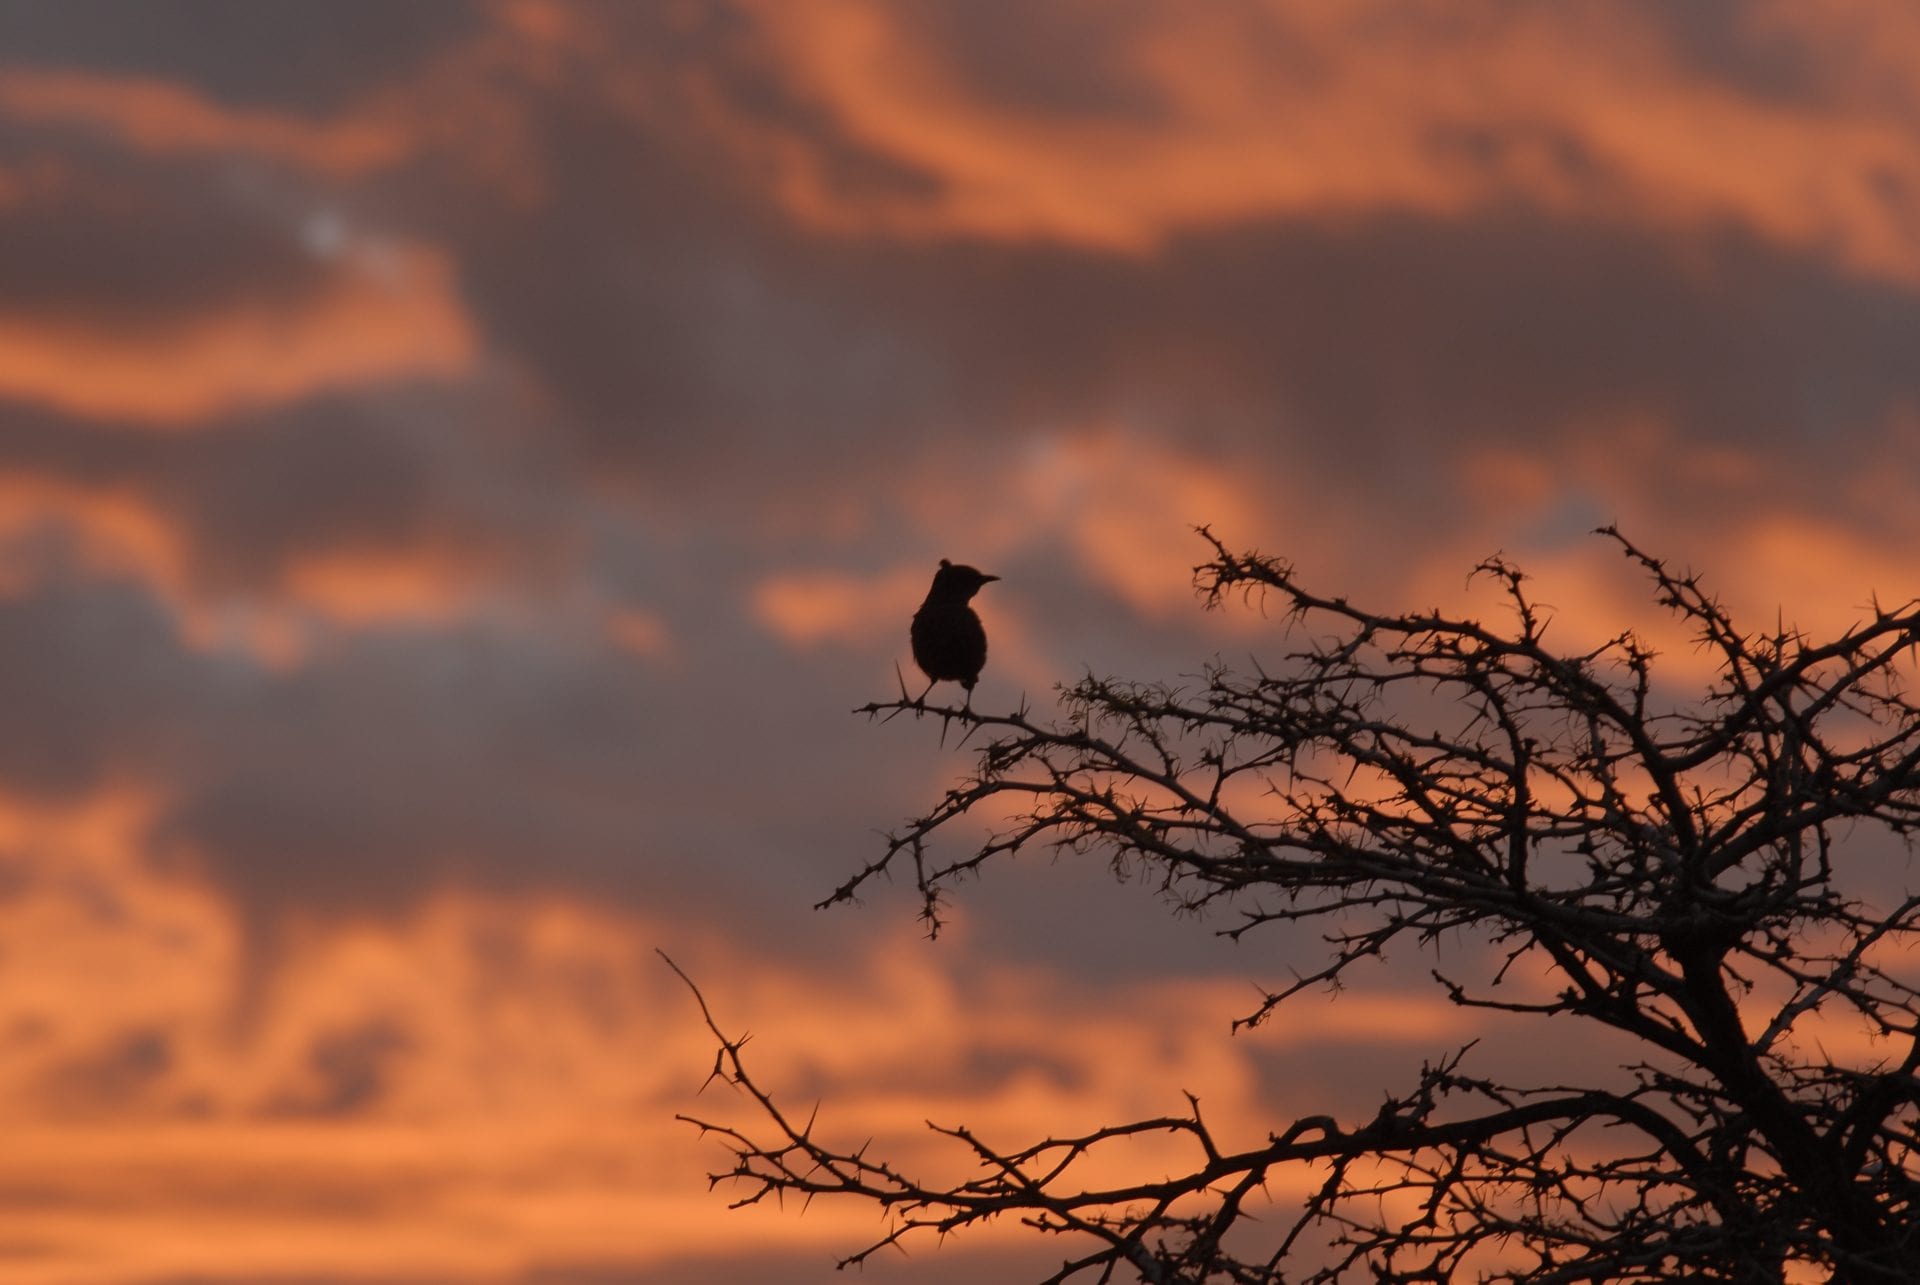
<box><xmin>708</xmin><ymin>2</ymin><xmax>1920</xmax><ymax>282</ymax></box>
<box><xmin>0</xmin><ymin>473</ymin><xmax>190</xmax><ymax>598</ymax></box>
<box><xmin>1710</xmin><ymin>515</ymin><xmax>1920</xmax><ymax>641</ymax></box>
<box><xmin>277</xmin><ymin>546</ymin><xmax>491</xmax><ymax>630</ymax></box>
<box><xmin>890</xmin><ymin>427</ymin><xmax>1279</xmax><ymax>627</ymax></box>
<box><xmin>0</xmin><ymin>470</ymin><xmax>528</xmax><ymax>669</ymax></box>
<box><xmin>603</xmin><ymin>605</ymin><xmax>674</xmax><ymax>659</ymax></box>
<box><xmin>750</xmin><ymin>564</ymin><xmax>927</xmax><ymax>646</ymax></box>
<box><xmin>743</xmin><ymin>429</ymin><xmax>1293</xmax><ymax>699</ymax></box>
<box><xmin>0</xmin><ymin>241</ymin><xmax>475</xmax><ymax>426</ymax></box>
<box><xmin>1405</xmin><ymin>474</ymin><xmax>1920</xmax><ymax>689</ymax></box>
<box><xmin>1018</xmin><ymin>430</ymin><xmax>1273</xmax><ymax>621</ymax></box>
<box><xmin>163</xmin><ymin>544</ymin><xmax>510</xmax><ymax>667</ymax></box>
<box><xmin>750</xmin><ymin>560</ymin><xmax>1066</xmax><ymax>697</ymax></box>
<box><xmin>0</xmin><ymin>778</ymin><xmax>1502</xmax><ymax>1281</ymax></box>
<box><xmin>0</xmin><ymin>13</ymin><xmax>570</xmax><ymax>207</ymax></box>
<box><xmin>0</xmin><ymin>70</ymin><xmax>414</xmax><ymax>175</ymax></box>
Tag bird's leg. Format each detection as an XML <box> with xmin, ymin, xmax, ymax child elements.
<box><xmin>951</xmin><ymin>696</ymin><xmax>983</xmax><ymax>749</ymax></box>
<box><xmin>879</xmin><ymin>662</ymin><xmax>932</xmax><ymax>724</ymax></box>
<box><xmin>939</xmin><ymin>683</ymin><xmax>979</xmax><ymax>747</ymax></box>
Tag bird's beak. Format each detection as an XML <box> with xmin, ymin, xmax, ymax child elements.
<box><xmin>982</xmin><ymin>574</ymin><xmax>1000</xmax><ymax>583</ymax></box>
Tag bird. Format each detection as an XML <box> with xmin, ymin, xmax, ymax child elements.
<box><xmin>910</xmin><ymin>559</ymin><xmax>998</xmax><ymax>705</ymax></box>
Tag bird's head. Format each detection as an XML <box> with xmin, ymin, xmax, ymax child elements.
<box><xmin>930</xmin><ymin>558</ymin><xmax>999</xmax><ymax>602</ymax></box>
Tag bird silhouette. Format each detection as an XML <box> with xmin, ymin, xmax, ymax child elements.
<box><xmin>910</xmin><ymin>559</ymin><xmax>998</xmax><ymax>706</ymax></box>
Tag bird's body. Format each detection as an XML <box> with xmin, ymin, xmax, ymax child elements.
<box><xmin>911</xmin><ymin>600</ymin><xmax>988</xmax><ymax>687</ymax></box>
<box><xmin>910</xmin><ymin>559</ymin><xmax>997</xmax><ymax>702</ymax></box>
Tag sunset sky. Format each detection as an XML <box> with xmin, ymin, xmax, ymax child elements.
<box><xmin>4</xmin><ymin>2</ymin><xmax>1920</xmax><ymax>1281</ymax></box>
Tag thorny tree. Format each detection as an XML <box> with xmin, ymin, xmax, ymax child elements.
<box><xmin>675</xmin><ymin>529</ymin><xmax>1920</xmax><ymax>1282</ymax></box>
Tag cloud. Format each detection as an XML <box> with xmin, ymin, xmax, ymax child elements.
<box><xmin>0</xmin><ymin>1</ymin><xmax>481</xmax><ymax>116</ymax></box>
<box><xmin>0</xmin><ymin>8</ymin><xmax>1915</xmax><ymax>1278</ymax></box>
<box><xmin>0</xmin><ymin>240</ymin><xmax>475</xmax><ymax>426</ymax></box>
<box><xmin>0</xmin><ymin>779</ymin><xmax>1503</xmax><ymax>1283</ymax></box>
<box><xmin>751</xmin><ymin>565</ymin><xmax>928</xmax><ymax>648</ymax></box>
<box><xmin>1005</xmin><ymin>430</ymin><xmax>1274</xmax><ymax>621</ymax></box>
<box><xmin>0</xmin><ymin>456</ymin><xmax>514</xmax><ymax>670</ymax></box>
<box><xmin>698</xmin><ymin>0</ymin><xmax>1920</xmax><ymax>283</ymax></box>
<box><xmin>0</xmin><ymin>69</ymin><xmax>412</xmax><ymax>174</ymax></box>
<box><xmin>601</xmin><ymin>605</ymin><xmax>672</xmax><ymax>660</ymax></box>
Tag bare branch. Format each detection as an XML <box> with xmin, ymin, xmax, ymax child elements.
<box><xmin>679</xmin><ymin>531</ymin><xmax>1920</xmax><ymax>1281</ymax></box>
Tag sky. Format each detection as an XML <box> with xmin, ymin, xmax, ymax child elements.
<box><xmin>1</xmin><ymin>1</ymin><xmax>1918</xmax><ymax>1281</ymax></box>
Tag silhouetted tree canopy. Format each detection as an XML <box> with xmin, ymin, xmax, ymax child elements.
<box><xmin>675</xmin><ymin>529</ymin><xmax>1920</xmax><ymax>1283</ymax></box>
